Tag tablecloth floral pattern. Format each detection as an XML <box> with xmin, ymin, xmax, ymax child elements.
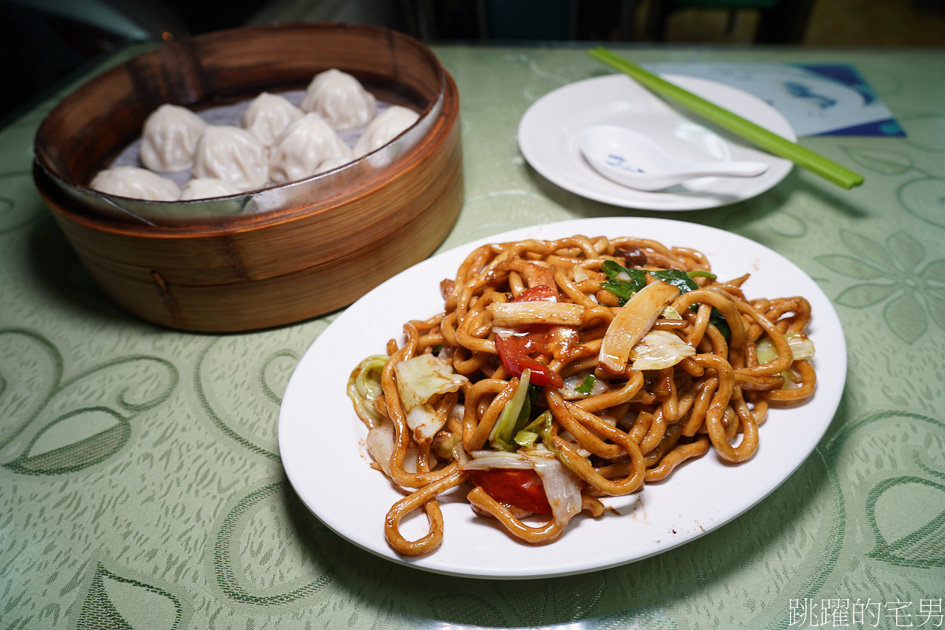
<box><xmin>1</xmin><ymin>44</ymin><xmax>943</xmax><ymax>629</ymax></box>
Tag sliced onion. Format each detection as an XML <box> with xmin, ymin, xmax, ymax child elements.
<box><xmin>559</xmin><ymin>371</ymin><xmax>608</xmax><ymax>398</ymax></box>
<box><xmin>786</xmin><ymin>332</ymin><xmax>816</xmax><ymax>361</ymax></box>
<box><xmin>525</xmin><ymin>451</ymin><xmax>582</xmax><ymax>527</ymax></box>
<box><xmin>630</xmin><ymin>330</ymin><xmax>696</xmax><ymax>370</ymax></box>
<box><xmin>757</xmin><ymin>332</ymin><xmax>816</xmax><ymax>363</ymax></box>
<box><xmin>462</xmin><ymin>450</ymin><xmax>534</xmax><ymax>470</ymax></box>
<box><xmin>406</xmin><ymin>403</ymin><xmax>446</xmax><ymax>444</ymax></box>
<box><xmin>365</xmin><ymin>419</ymin><xmax>396</xmax><ymax>478</ymax></box>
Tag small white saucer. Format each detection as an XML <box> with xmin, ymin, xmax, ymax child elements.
<box><xmin>518</xmin><ymin>74</ymin><xmax>796</xmax><ymax>210</ymax></box>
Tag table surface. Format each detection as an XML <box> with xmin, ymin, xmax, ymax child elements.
<box><xmin>1</xmin><ymin>42</ymin><xmax>944</xmax><ymax>629</ymax></box>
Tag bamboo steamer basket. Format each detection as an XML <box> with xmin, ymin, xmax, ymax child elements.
<box><xmin>33</xmin><ymin>23</ymin><xmax>463</xmax><ymax>332</ymax></box>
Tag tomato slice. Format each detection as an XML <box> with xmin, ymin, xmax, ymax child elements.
<box><xmin>493</xmin><ymin>284</ymin><xmax>564</xmax><ymax>388</ymax></box>
<box><xmin>494</xmin><ymin>334</ymin><xmax>563</xmax><ymax>388</ymax></box>
<box><xmin>466</xmin><ymin>468</ymin><xmax>551</xmax><ymax>513</ymax></box>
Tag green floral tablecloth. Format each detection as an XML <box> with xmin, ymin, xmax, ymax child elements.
<box><xmin>1</xmin><ymin>43</ymin><xmax>943</xmax><ymax>629</ymax></box>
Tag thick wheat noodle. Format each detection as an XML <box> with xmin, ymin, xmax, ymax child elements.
<box><xmin>546</xmin><ymin>391</ymin><xmax>628</xmax><ymax>460</ymax></box>
<box><xmin>674</xmin><ymin>384</ymin><xmax>699</xmax><ymax>426</ymax></box>
<box><xmin>731</xmin><ymin>297</ymin><xmax>795</xmax><ymax>378</ymax></box>
<box><xmin>560</xmin><ymin>355</ymin><xmax>603</xmax><ymax>378</ymax></box>
<box><xmin>506</xmin><ymin>258</ymin><xmax>558</xmax><ymax>291</ymax></box>
<box><xmin>508</xmin><ymin>270</ymin><xmax>527</xmax><ymax>295</ymax></box>
<box><xmin>672</xmin><ymin>246</ymin><xmax>710</xmax><ymax>268</ymax></box>
<box><xmin>573</xmin><ymin>370</ymin><xmax>646</xmax><ymax>413</ymax></box>
<box><xmin>471</xmin><ymin>379</ymin><xmax>519</xmax><ymax>450</ymax></box>
<box><xmin>683</xmin><ymin>376</ymin><xmax>719</xmax><ymax>437</ymax></box>
<box><xmin>701</xmin><ymin>323</ymin><xmax>728</xmax><ymax>357</ymax></box>
<box><xmin>786</xmin><ymin>299</ymin><xmax>812</xmax><ymax>333</ymax></box>
<box><xmin>456</xmin><ymin>275</ymin><xmax>494</xmax><ymax>323</ymax></box>
<box><xmin>461</xmin><ymin>304</ymin><xmax>496</xmax><ymax>340</ymax></box>
<box><xmin>418</xmin><ymin>332</ymin><xmax>446</xmax><ymax>349</ymax></box>
<box><xmin>742</xmin><ymin>373</ymin><xmax>787</xmax><ymax>391</ymax></box>
<box><xmin>550</xmin><ymin>337</ymin><xmax>604</xmax><ymax>373</ymax></box>
<box><xmin>647</xmin><ymin>421</ymin><xmax>684</xmax><ymax>465</ymax></box>
<box><xmin>639</xmin><ymin>407</ymin><xmax>668</xmax><ymax>454</ymax></box>
<box><xmin>456</xmin><ymin>321</ymin><xmax>496</xmax><ymax>354</ymax></box>
<box><xmin>645</xmin><ymin>437</ymin><xmax>711</xmax><ymax>481</ymax></box>
<box><xmin>627</xmin><ymin>410</ymin><xmax>652</xmax><ymax>443</ymax></box>
<box><xmin>440</xmin><ymin>311</ymin><xmax>459</xmax><ymax>345</ymax></box>
<box><xmin>461</xmin><ymin>378</ymin><xmax>512</xmax><ymax>449</ymax></box>
<box><xmin>385</xmin><ymin>467</ymin><xmax>467</xmax><ymax>555</ymax></box>
<box><xmin>684</xmin><ymin>302</ymin><xmax>714</xmax><ymax>351</ymax></box>
<box><xmin>747</xmin><ymin>393</ymin><xmax>770</xmax><ymax>425</ymax></box>
<box><xmin>582</xmin><ymin>305</ymin><xmax>617</xmax><ymax>332</ymax></box>
<box><xmin>763</xmin><ymin>297</ymin><xmax>809</xmax><ymax>327</ymax></box>
<box><xmin>548</xmin><ymin>347</ymin><xmax>599</xmax><ymax>375</ymax></box>
<box><xmin>551</xmin><ymin>433</ymin><xmax>646</xmax><ymax>496</ymax></box>
<box><xmin>453</xmin><ymin>245</ymin><xmax>494</xmax><ymax>289</ymax></box>
<box><xmin>554</xmin><ymin>268</ymin><xmax>600</xmax><ymax>308</ymax></box>
<box><xmin>612</xmin><ymin>237</ymin><xmax>678</xmax><ymax>262</ymax></box>
<box><xmin>597</xmin><ymin>421</ymin><xmax>690</xmax><ymax>478</ymax></box>
<box><xmin>674</xmin><ymin>288</ymin><xmax>747</xmax><ymax>359</ymax></box>
<box><xmin>659</xmin><ymin>368</ymin><xmax>680</xmax><ymax>422</ymax></box>
<box><xmin>694</xmin><ymin>353</ymin><xmax>759</xmax><ymax>462</ymax></box>
<box><xmin>466</xmin><ymin>487</ymin><xmax>568</xmax><ymax>544</ymax></box>
<box><xmin>679</xmin><ymin>356</ymin><xmax>705</xmax><ymax>377</ymax></box>
<box><xmin>765</xmin><ymin>360</ymin><xmax>816</xmax><ymax>401</ymax></box>
<box><xmin>429</xmin><ymin>392</ymin><xmax>459</xmax><ymax>443</ymax></box>
<box><xmin>453</xmin><ymin>346</ymin><xmax>492</xmax><ymax>374</ymax></box>
<box><xmin>570</xmin><ymin>404</ymin><xmax>647</xmax><ymax>470</ymax></box>
<box><xmin>731</xmin><ymin>386</ymin><xmax>767</xmax><ymax>431</ymax></box>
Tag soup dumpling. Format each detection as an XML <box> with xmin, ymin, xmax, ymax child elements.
<box><xmin>269</xmin><ymin>113</ymin><xmax>353</xmax><ymax>185</ymax></box>
<box><xmin>314</xmin><ymin>155</ymin><xmax>353</xmax><ymax>175</ymax></box>
<box><xmin>353</xmin><ymin>105</ymin><xmax>420</xmax><ymax>158</ymax></box>
<box><xmin>178</xmin><ymin>177</ymin><xmax>242</xmax><ymax>200</ymax></box>
<box><xmin>241</xmin><ymin>92</ymin><xmax>304</xmax><ymax>146</ymax></box>
<box><xmin>139</xmin><ymin>104</ymin><xmax>207</xmax><ymax>172</ymax></box>
<box><xmin>89</xmin><ymin>166</ymin><xmax>180</xmax><ymax>201</ymax></box>
<box><xmin>192</xmin><ymin>125</ymin><xmax>270</xmax><ymax>192</ymax></box>
<box><xmin>301</xmin><ymin>69</ymin><xmax>376</xmax><ymax>131</ymax></box>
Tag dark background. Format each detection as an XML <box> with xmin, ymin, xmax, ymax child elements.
<box><xmin>3</xmin><ymin>0</ymin><xmax>944</xmax><ymax>127</ymax></box>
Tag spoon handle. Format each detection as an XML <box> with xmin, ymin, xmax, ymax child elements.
<box><xmin>685</xmin><ymin>161</ymin><xmax>769</xmax><ymax>178</ymax></box>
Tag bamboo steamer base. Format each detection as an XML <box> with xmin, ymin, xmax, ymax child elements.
<box><xmin>33</xmin><ymin>24</ymin><xmax>463</xmax><ymax>332</ymax></box>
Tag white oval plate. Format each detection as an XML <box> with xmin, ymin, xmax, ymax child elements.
<box><xmin>517</xmin><ymin>75</ymin><xmax>796</xmax><ymax>210</ymax></box>
<box><xmin>279</xmin><ymin>217</ymin><xmax>845</xmax><ymax>579</ymax></box>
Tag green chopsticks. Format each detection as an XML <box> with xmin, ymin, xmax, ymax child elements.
<box><xmin>588</xmin><ymin>47</ymin><xmax>864</xmax><ymax>190</ymax></box>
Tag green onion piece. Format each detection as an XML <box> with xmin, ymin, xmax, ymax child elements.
<box><xmin>601</xmin><ymin>260</ymin><xmax>646</xmax><ymax>305</ymax></box>
<box><xmin>490</xmin><ymin>369</ymin><xmax>532</xmax><ymax>452</ymax></box>
<box><xmin>575</xmin><ymin>374</ymin><xmax>597</xmax><ymax>395</ymax></box>
<box><xmin>600</xmin><ymin>280</ymin><xmax>635</xmax><ymax>305</ymax></box>
<box><xmin>650</xmin><ymin>269</ymin><xmax>698</xmax><ymax>292</ymax></box>
<box><xmin>514</xmin><ymin>410</ymin><xmax>554</xmax><ymax>450</ymax></box>
<box><xmin>687</xmin><ymin>270</ymin><xmax>717</xmax><ymax>281</ymax></box>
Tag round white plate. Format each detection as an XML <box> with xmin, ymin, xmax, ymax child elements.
<box><xmin>517</xmin><ymin>75</ymin><xmax>796</xmax><ymax>210</ymax></box>
<box><xmin>279</xmin><ymin>217</ymin><xmax>845</xmax><ymax>579</ymax></box>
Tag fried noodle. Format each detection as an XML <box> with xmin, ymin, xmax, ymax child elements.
<box><xmin>346</xmin><ymin>234</ymin><xmax>816</xmax><ymax>556</ymax></box>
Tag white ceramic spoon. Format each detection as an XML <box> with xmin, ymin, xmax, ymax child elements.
<box><xmin>578</xmin><ymin>124</ymin><xmax>769</xmax><ymax>192</ymax></box>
